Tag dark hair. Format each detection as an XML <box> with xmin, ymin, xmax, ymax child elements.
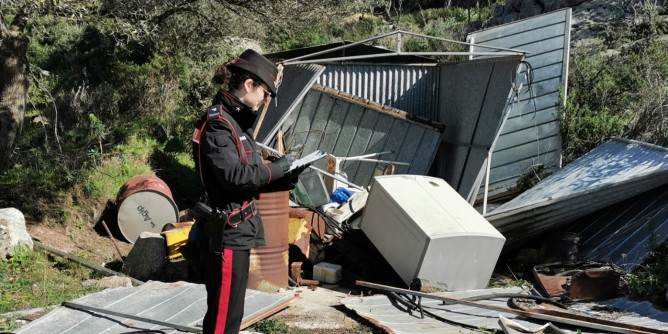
<box><xmin>212</xmin><ymin>64</ymin><xmax>263</xmax><ymax>91</ymax></box>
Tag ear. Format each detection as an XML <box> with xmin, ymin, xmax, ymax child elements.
<box><xmin>243</xmin><ymin>78</ymin><xmax>255</xmax><ymax>92</ymax></box>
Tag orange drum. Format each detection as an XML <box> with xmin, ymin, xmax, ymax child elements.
<box><xmin>116</xmin><ymin>175</ymin><xmax>179</xmax><ymax>243</ymax></box>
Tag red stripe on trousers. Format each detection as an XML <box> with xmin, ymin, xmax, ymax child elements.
<box><xmin>214</xmin><ymin>250</ymin><xmax>234</xmax><ymax>334</ymax></box>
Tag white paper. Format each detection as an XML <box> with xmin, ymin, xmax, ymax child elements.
<box><xmin>289</xmin><ymin>150</ymin><xmax>327</xmax><ymax>172</ymax></box>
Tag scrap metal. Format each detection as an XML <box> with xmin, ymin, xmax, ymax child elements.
<box><xmin>356</xmin><ymin>280</ymin><xmax>668</xmax><ymax>334</ymax></box>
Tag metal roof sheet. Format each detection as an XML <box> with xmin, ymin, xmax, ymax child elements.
<box><xmin>342</xmin><ymin>287</ymin><xmax>668</xmax><ymax>333</ymax></box>
<box><xmin>277</xmin><ymin>85</ymin><xmax>444</xmax><ymax>188</ymax></box>
<box><xmin>256</xmin><ymin>63</ymin><xmax>325</xmax><ymax>144</ymax></box>
<box><xmin>485</xmin><ymin>138</ymin><xmax>668</xmax><ymax>248</ymax></box>
<box><xmin>566</xmin><ymin>183</ymin><xmax>668</xmax><ymax>271</ymax></box>
<box><xmin>317</xmin><ymin>64</ymin><xmax>440</xmax><ymax>121</ymax></box>
<box><xmin>15</xmin><ymin>281</ymin><xmax>295</xmax><ymax>334</ymax></box>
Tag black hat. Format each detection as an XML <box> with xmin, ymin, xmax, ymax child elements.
<box><xmin>227</xmin><ymin>49</ymin><xmax>281</xmax><ymax>97</ymax></box>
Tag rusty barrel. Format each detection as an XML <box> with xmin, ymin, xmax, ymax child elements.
<box><xmin>249</xmin><ymin>191</ymin><xmax>289</xmax><ymax>292</ymax></box>
<box><xmin>116</xmin><ymin>175</ymin><xmax>179</xmax><ymax>244</ymax></box>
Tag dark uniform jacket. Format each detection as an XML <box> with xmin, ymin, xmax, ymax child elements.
<box><xmin>192</xmin><ymin>90</ymin><xmax>286</xmax><ymax>250</ymax></box>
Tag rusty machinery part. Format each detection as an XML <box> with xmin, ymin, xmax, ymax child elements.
<box><xmin>410</xmin><ymin>277</ymin><xmax>449</xmax><ymax>293</ymax></box>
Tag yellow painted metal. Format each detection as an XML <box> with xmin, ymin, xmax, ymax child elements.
<box><xmin>160</xmin><ymin>223</ymin><xmax>193</xmax><ymax>261</ymax></box>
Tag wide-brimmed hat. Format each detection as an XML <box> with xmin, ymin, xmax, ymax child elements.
<box><xmin>227</xmin><ymin>49</ymin><xmax>281</xmax><ymax>97</ymax></box>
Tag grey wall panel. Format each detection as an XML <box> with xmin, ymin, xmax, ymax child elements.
<box><xmin>280</xmin><ymin>85</ymin><xmax>444</xmax><ymax>188</ymax></box>
<box><xmin>489</xmin><ymin>151</ymin><xmax>561</xmax><ymax>183</ymax></box>
<box><xmin>501</xmin><ymin>107</ymin><xmax>559</xmax><ymax>134</ymax></box>
<box><xmin>492</xmin><ymin>136</ymin><xmax>561</xmax><ymax>166</ymax></box>
<box><xmin>469</xmin><ymin>8</ymin><xmax>571</xmax><ymax>200</ymax></box>
<box><xmin>507</xmin><ymin>92</ymin><xmax>560</xmax><ymax>117</ymax></box>
<box><xmin>435</xmin><ymin>56</ymin><xmax>522</xmax><ymax>199</ymax></box>
<box><xmin>317</xmin><ymin>64</ymin><xmax>440</xmax><ymax>120</ymax></box>
<box><xmin>493</xmin><ymin>122</ymin><xmax>560</xmax><ymax>151</ymax></box>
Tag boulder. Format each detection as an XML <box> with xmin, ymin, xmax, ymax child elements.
<box><xmin>0</xmin><ymin>208</ymin><xmax>33</xmax><ymax>258</ymax></box>
<box><xmin>96</xmin><ymin>276</ymin><xmax>133</xmax><ymax>289</ymax></box>
<box><xmin>123</xmin><ymin>232</ymin><xmax>166</xmax><ymax>281</ymax></box>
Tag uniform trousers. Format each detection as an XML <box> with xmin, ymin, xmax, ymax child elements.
<box><xmin>202</xmin><ymin>248</ymin><xmax>250</xmax><ymax>334</ymax></box>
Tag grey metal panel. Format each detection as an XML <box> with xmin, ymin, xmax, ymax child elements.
<box><xmin>256</xmin><ymin>63</ymin><xmax>325</xmax><ymax>144</ymax></box>
<box><xmin>567</xmin><ymin>184</ymin><xmax>668</xmax><ymax>272</ymax></box>
<box><xmin>485</xmin><ymin>138</ymin><xmax>668</xmax><ymax>248</ymax></box>
<box><xmin>434</xmin><ymin>56</ymin><xmax>522</xmax><ymax>199</ymax></box>
<box><xmin>469</xmin><ymin>8</ymin><xmax>571</xmax><ymax>199</ymax></box>
<box><xmin>317</xmin><ymin>64</ymin><xmax>439</xmax><ymax>120</ymax></box>
<box><xmin>341</xmin><ymin>287</ymin><xmax>612</xmax><ymax>334</ymax></box>
<box><xmin>279</xmin><ymin>85</ymin><xmax>444</xmax><ymax>188</ymax></box>
<box><xmin>15</xmin><ymin>282</ymin><xmax>294</xmax><ymax>334</ymax></box>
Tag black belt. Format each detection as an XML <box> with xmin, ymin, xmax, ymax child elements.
<box><xmin>226</xmin><ymin>201</ymin><xmax>256</xmax><ymax>227</ymax></box>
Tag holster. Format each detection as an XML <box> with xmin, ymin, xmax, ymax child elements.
<box><xmin>192</xmin><ymin>202</ymin><xmax>228</xmax><ymax>254</ymax></box>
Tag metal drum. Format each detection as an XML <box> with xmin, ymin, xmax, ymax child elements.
<box><xmin>249</xmin><ymin>191</ymin><xmax>289</xmax><ymax>292</ymax></box>
<box><xmin>116</xmin><ymin>175</ymin><xmax>179</xmax><ymax>243</ymax></box>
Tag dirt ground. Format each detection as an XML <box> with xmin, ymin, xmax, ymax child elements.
<box><xmin>264</xmin><ymin>284</ymin><xmax>375</xmax><ymax>333</ymax></box>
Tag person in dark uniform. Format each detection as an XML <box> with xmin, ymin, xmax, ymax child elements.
<box><xmin>191</xmin><ymin>49</ymin><xmax>304</xmax><ymax>334</ymax></box>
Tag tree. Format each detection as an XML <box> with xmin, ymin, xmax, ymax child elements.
<box><xmin>0</xmin><ymin>9</ymin><xmax>30</xmax><ymax>173</ymax></box>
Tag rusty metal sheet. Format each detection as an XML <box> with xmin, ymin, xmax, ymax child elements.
<box><xmin>570</xmin><ymin>268</ymin><xmax>620</xmax><ymax>302</ymax></box>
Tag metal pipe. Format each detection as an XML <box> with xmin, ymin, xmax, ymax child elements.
<box><xmin>284</xmin><ymin>52</ymin><xmax>525</xmax><ymax>65</ymax></box>
<box><xmin>281</xmin><ymin>29</ymin><xmax>528</xmax><ymax>65</ymax></box>
<box><xmin>308</xmin><ymin>166</ymin><xmax>365</xmax><ymax>191</ymax></box>
<box><xmin>62</xmin><ymin>301</ymin><xmax>202</xmax><ymax>333</ymax></box>
<box><xmin>282</xmin><ymin>30</ymin><xmax>400</xmax><ymax>63</ymax></box>
<box><xmin>33</xmin><ymin>240</ymin><xmax>144</xmax><ymax>286</ymax></box>
<box><xmin>255</xmin><ymin>142</ymin><xmax>366</xmax><ymax>191</ymax></box>
<box><xmin>345</xmin><ymin>158</ymin><xmax>410</xmax><ymax>166</ymax></box>
<box><xmin>101</xmin><ymin>220</ymin><xmax>125</xmax><ymax>262</ymax></box>
<box><xmin>356</xmin><ymin>280</ymin><xmax>666</xmax><ymax>334</ymax></box>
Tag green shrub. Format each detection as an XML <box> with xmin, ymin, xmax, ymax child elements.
<box><xmin>625</xmin><ymin>240</ymin><xmax>668</xmax><ymax>299</ymax></box>
<box><xmin>0</xmin><ymin>245</ymin><xmax>101</xmax><ymax>314</ymax></box>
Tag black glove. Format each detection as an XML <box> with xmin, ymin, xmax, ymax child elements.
<box><xmin>273</xmin><ymin>154</ymin><xmax>295</xmax><ymax>173</ymax></box>
<box><xmin>288</xmin><ymin>163</ymin><xmax>310</xmax><ymax>178</ymax></box>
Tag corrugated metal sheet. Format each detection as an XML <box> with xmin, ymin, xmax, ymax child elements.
<box><xmin>485</xmin><ymin>138</ymin><xmax>668</xmax><ymax>249</ymax></box>
<box><xmin>342</xmin><ymin>287</ymin><xmax>668</xmax><ymax>333</ymax></box>
<box><xmin>278</xmin><ymin>85</ymin><xmax>444</xmax><ymax>188</ymax></box>
<box><xmin>317</xmin><ymin>64</ymin><xmax>440</xmax><ymax>120</ymax></box>
<box><xmin>468</xmin><ymin>8</ymin><xmax>571</xmax><ymax>200</ymax></box>
<box><xmin>256</xmin><ymin>63</ymin><xmax>325</xmax><ymax>144</ymax></box>
<box><xmin>15</xmin><ymin>281</ymin><xmax>295</xmax><ymax>333</ymax></box>
<box><xmin>566</xmin><ymin>183</ymin><xmax>668</xmax><ymax>272</ymax></box>
<box><xmin>435</xmin><ymin>56</ymin><xmax>522</xmax><ymax>200</ymax></box>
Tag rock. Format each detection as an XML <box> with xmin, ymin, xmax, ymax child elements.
<box><xmin>96</xmin><ymin>276</ymin><xmax>133</xmax><ymax>289</ymax></box>
<box><xmin>519</xmin><ymin>0</ymin><xmax>545</xmax><ymax>19</ymax></box>
<box><xmin>0</xmin><ymin>208</ymin><xmax>33</xmax><ymax>258</ymax></box>
<box><xmin>123</xmin><ymin>232</ymin><xmax>166</xmax><ymax>281</ymax></box>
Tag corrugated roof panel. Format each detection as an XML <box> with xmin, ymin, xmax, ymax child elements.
<box><xmin>279</xmin><ymin>85</ymin><xmax>444</xmax><ymax>188</ymax></box>
<box><xmin>468</xmin><ymin>8</ymin><xmax>571</xmax><ymax>200</ymax></box>
<box><xmin>317</xmin><ymin>64</ymin><xmax>440</xmax><ymax>120</ymax></box>
<box><xmin>566</xmin><ymin>183</ymin><xmax>668</xmax><ymax>271</ymax></box>
<box><xmin>485</xmin><ymin>138</ymin><xmax>668</xmax><ymax>248</ymax></box>
<box><xmin>256</xmin><ymin>63</ymin><xmax>325</xmax><ymax>144</ymax></box>
<box><xmin>343</xmin><ymin>287</ymin><xmax>668</xmax><ymax>333</ymax></box>
<box><xmin>15</xmin><ymin>281</ymin><xmax>295</xmax><ymax>334</ymax></box>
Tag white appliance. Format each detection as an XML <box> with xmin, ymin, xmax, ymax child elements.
<box><xmin>359</xmin><ymin>175</ymin><xmax>505</xmax><ymax>291</ymax></box>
